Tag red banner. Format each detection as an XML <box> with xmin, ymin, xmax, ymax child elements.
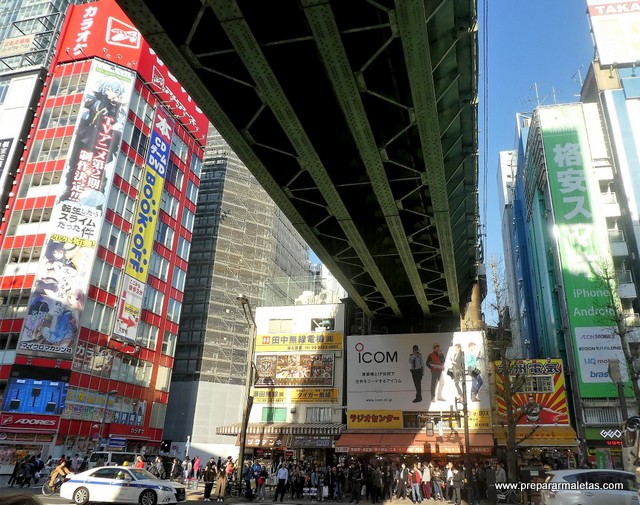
<box><xmin>0</xmin><ymin>413</ymin><xmax>60</xmax><ymax>432</ymax></box>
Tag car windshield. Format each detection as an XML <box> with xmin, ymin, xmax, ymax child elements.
<box><xmin>128</xmin><ymin>468</ymin><xmax>158</xmax><ymax>480</ymax></box>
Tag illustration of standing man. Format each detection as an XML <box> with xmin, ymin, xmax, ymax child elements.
<box><xmin>450</xmin><ymin>343</ymin><xmax>465</xmax><ymax>402</ymax></box>
<box><xmin>426</xmin><ymin>344</ymin><xmax>446</xmax><ymax>402</ymax></box>
<box><xmin>409</xmin><ymin>345</ymin><xmax>425</xmax><ymax>403</ymax></box>
<box><xmin>466</xmin><ymin>341</ymin><xmax>483</xmax><ymax>402</ymax></box>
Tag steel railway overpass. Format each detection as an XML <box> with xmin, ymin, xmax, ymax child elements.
<box><xmin>116</xmin><ymin>0</ymin><xmax>483</xmax><ymax>332</ymax></box>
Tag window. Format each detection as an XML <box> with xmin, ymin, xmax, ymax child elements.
<box><xmin>99</xmin><ymin>222</ymin><xmax>128</xmax><ymax>257</ymax></box>
<box><xmin>142</xmin><ymin>286</ymin><xmax>164</xmax><ymax>315</ymax></box>
<box><xmin>90</xmin><ymin>259</ymin><xmax>121</xmax><ymax>293</ymax></box>
<box><xmin>161</xmin><ymin>331</ymin><xmax>177</xmax><ymax>357</ymax></box>
<box><xmin>166</xmin><ymin>159</ymin><xmax>184</xmax><ymax>189</ymax></box>
<box><xmin>171</xmin><ymin>266</ymin><xmax>186</xmax><ymax>292</ymax></box>
<box><xmin>148</xmin><ymin>251</ymin><xmax>169</xmax><ymax>281</ymax></box>
<box><xmin>154</xmin><ymin>221</ymin><xmax>175</xmax><ymax>249</ymax></box>
<box><xmin>28</xmin><ymin>136</ymin><xmax>73</xmax><ymax>163</ymax></box>
<box><xmin>305</xmin><ymin>407</ymin><xmax>333</xmax><ymax>423</ymax></box>
<box><xmin>38</xmin><ymin>103</ymin><xmax>80</xmax><ymax>129</ymax></box>
<box><xmin>115</xmin><ymin>155</ymin><xmax>142</xmax><ymax>189</ymax></box>
<box><xmin>167</xmin><ymin>298</ymin><xmax>181</xmax><ymax>323</ymax></box>
<box><xmin>190</xmin><ymin>153</ymin><xmax>202</xmax><ymax>178</ymax></box>
<box><xmin>311</xmin><ymin>317</ymin><xmax>335</xmax><ymax>331</ymax></box>
<box><xmin>186</xmin><ymin>179</ymin><xmax>198</xmax><ymax>203</ymax></box>
<box><xmin>176</xmin><ymin>236</ymin><xmax>191</xmax><ymax>261</ymax></box>
<box><xmin>80</xmin><ymin>300</ymin><xmax>114</xmax><ymax>334</ymax></box>
<box><xmin>268</xmin><ymin>319</ymin><xmax>293</xmax><ymax>333</ymax></box>
<box><xmin>107</xmin><ymin>187</ymin><xmax>136</xmax><ymax>222</ymax></box>
<box><xmin>181</xmin><ymin>209</ymin><xmax>194</xmax><ymax>233</ymax></box>
<box><xmin>137</xmin><ymin>321</ymin><xmax>159</xmax><ymax>350</ymax></box>
<box><xmin>160</xmin><ymin>192</ymin><xmax>179</xmax><ymax>219</ymax></box>
<box><xmin>520</xmin><ymin>376</ymin><xmax>554</xmax><ymax>394</ymax></box>
<box><xmin>123</xmin><ymin>121</ymin><xmax>148</xmax><ymax>157</ymax></box>
<box><xmin>262</xmin><ymin>407</ymin><xmax>286</xmax><ymax>422</ymax></box>
<box><xmin>170</xmin><ymin>135</ymin><xmax>188</xmax><ymax>163</ymax></box>
<box><xmin>48</xmin><ymin>71</ymin><xmax>89</xmax><ymax>97</ymax></box>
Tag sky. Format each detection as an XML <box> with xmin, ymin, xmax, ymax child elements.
<box><xmin>479</xmin><ymin>0</ymin><xmax>595</xmax><ymax>263</ymax></box>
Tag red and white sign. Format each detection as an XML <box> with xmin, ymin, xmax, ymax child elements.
<box><xmin>0</xmin><ymin>413</ymin><xmax>60</xmax><ymax>432</ymax></box>
<box><xmin>57</xmin><ymin>0</ymin><xmax>208</xmax><ymax>142</ymax></box>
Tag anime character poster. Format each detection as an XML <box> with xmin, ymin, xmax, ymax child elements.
<box><xmin>17</xmin><ymin>59</ymin><xmax>136</xmax><ymax>357</ymax></box>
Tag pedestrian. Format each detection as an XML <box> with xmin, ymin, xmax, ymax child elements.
<box><xmin>193</xmin><ymin>456</ymin><xmax>201</xmax><ymax>479</ymax></box>
<box><xmin>8</xmin><ymin>458</ymin><xmax>25</xmax><ymax>487</ymax></box>
<box><xmin>273</xmin><ymin>463</ymin><xmax>289</xmax><ymax>503</ymax></box>
<box><xmin>78</xmin><ymin>456</ymin><xmax>89</xmax><ymax>473</ymax></box>
<box><xmin>421</xmin><ymin>462</ymin><xmax>431</xmax><ymax>500</ymax></box>
<box><xmin>451</xmin><ymin>468</ymin><xmax>463</xmax><ymax>505</ymax></box>
<box><xmin>350</xmin><ymin>462</ymin><xmax>363</xmax><ymax>505</ymax></box>
<box><xmin>431</xmin><ymin>464</ymin><xmax>444</xmax><ymax>501</ymax></box>
<box><xmin>410</xmin><ymin>463</ymin><xmax>422</xmax><ymax>503</ymax></box>
<box><xmin>203</xmin><ymin>457</ymin><xmax>218</xmax><ymax>501</ymax></box>
<box><xmin>135</xmin><ymin>456</ymin><xmax>145</xmax><ymax>469</ymax></box>
<box><xmin>396</xmin><ymin>462</ymin><xmax>408</xmax><ymax>500</ymax></box>
<box><xmin>214</xmin><ymin>462</ymin><xmax>229</xmax><ymax>502</ymax></box>
<box><xmin>257</xmin><ymin>464</ymin><xmax>268</xmax><ymax>500</ymax></box>
<box><xmin>243</xmin><ymin>461</ymin><xmax>254</xmax><ymax>501</ymax></box>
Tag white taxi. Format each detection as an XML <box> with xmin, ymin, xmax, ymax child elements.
<box><xmin>60</xmin><ymin>466</ymin><xmax>186</xmax><ymax>504</ymax></box>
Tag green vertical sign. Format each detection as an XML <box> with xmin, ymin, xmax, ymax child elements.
<box><xmin>541</xmin><ymin>105</ymin><xmax>622</xmax><ymax>398</ymax></box>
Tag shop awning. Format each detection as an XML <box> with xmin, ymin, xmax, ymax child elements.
<box><xmin>216</xmin><ymin>422</ymin><xmax>344</xmax><ymax>436</ymax></box>
<box><xmin>494</xmin><ymin>425</ymin><xmax>577</xmax><ymax>447</ymax></box>
<box><xmin>335</xmin><ymin>432</ymin><xmax>494</xmax><ymax>454</ymax></box>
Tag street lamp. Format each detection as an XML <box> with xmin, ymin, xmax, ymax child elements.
<box><xmin>98</xmin><ymin>390</ymin><xmax>119</xmax><ymax>450</ymax></box>
<box><xmin>236</xmin><ymin>295</ymin><xmax>257</xmax><ymax>479</ymax></box>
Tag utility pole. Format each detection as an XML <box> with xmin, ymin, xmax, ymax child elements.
<box><xmin>237</xmin><ymin>295</ymin><xmax>257</xmax><ymax>480</ymax></box>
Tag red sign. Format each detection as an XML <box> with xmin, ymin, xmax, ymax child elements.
<box><xmin>56</xmin><ymin>0</ymin><xmax>208</xmax><ymax>143</ymax></box>
<box><xmin>0</xmin><ymin>413</ymin><xmax>60</xmax><ymax>432</ymax></box>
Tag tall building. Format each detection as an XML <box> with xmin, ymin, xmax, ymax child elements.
<box><xmin>0</xmin><ymin>0</ymin><xmax>208</xmax><ymax>472</ymax></box>
<box><xmin>163</xmin><ymin>128</ymin><xmax>311</xmax><ymax>459</ymax></box>
<box><xmin>500</xmin><ymin>1</ymin><xmax>640</xmax><ymax>469</ymax></box>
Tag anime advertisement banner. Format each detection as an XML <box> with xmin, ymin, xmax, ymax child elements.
<box><xmin>254</xmin><ymin>353</ymin><xmax>334</xmax><ymax>387</ymax></box>
<box><xmin>17</xmin><ymin>60</ymin><xmax>135</xmax><ymax>357</ymax></box>
<box><xmin>346</xmin><ymin>331</ymin><xmax>490</xmax><ymax>429</ymax></box>
<box><xmin>495</xmin><ymin>359</ymin><xmax>570</xmax><ymax>426</ymax></box>
<box><xmin>114</xmin><ymin>106</ymin><xmax>174</xmax><ymax>342</ymax></box>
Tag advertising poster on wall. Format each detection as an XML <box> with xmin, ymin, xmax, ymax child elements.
<box><xmin>17</xmin><ymin>59</ymin><xmax>136</xmax><ymax>357</ymax></box>
<box><xmin>254</xmin><ymin>353</ymin><xmax>334</xmax><ymax>387</ymax></box>
<box><xmin>587</xmin><ymin>0</ymin><xmax>640</xmax><ymax>66</ymax></box>
<box><xmin>539</xmin><ymin>105</ymin><xmax>624</xmax><ymax>397</ymax></box>
<box><xmin>113</xmin><ymin>105</ymin><xmax>174</xmax><ymax>342</ymax></box>
<box><xmin>495</xmin><ymin>359</ymin><xmax>570</xmax><ymax>426</ymax></box>
<box><xmin>346</xmin><ymin>331</ymin><xmax>490</xmax><ymax>429</ymax></box>
<box><xmin>1</xmin><ymin>378</ymin><xmax>67</xmax><ymax>415</ymax></box>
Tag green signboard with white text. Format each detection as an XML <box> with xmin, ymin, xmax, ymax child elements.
<box><xmin>541</xmin><ymin>105</ymin><xmax>624</xmax><ymax>398</ymax></box>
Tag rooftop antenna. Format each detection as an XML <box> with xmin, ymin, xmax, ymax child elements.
<box><xmin>527</xmin><ymin>82</ymin><xmax>548</xmax><ymax>108</ymax></box>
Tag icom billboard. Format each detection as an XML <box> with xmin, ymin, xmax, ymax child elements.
<box><xmin>346</xmin><ymin>332</ymin><xmax>491</xmax><ymax>431</ymax></box>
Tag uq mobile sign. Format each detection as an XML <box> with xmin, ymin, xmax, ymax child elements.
<box><xmin>540</xmin><ymin>105</ymin><xmax>624</xmax><ymax>398</ymax></box>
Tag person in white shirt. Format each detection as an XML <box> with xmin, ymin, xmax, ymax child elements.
<box><xmin>273</xmin><ymin>464</ymin><xmax>289</xmax><ymax>502</ymax></box>
<box><xmin>495</xmin><ymin>463</ymin><xmax>506</xmax><ymax>484</ymax></box>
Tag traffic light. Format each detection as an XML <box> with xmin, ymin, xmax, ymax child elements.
<box><xmin>161</xmin><ymin>440</ymin><xmax>171</xmax><ymax>453</ymax></box>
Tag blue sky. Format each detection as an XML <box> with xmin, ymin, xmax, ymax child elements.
<box><xmin>479</xmin><ymin>0</ymin><xmax>595</xmax><ymax>262</ymax></box>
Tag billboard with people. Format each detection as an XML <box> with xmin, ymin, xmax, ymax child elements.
<box><xmin>346</xmin><ymin>331</ymin><xmax>490</xmax><ymax>430</ymax></box>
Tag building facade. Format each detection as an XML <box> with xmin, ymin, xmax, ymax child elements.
<box><xmin>0</xmin><ymin>0</ymin><xmax>207</xmax><ymax>472</ymax></box>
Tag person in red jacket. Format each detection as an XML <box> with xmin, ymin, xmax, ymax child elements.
<box><xmin>410</xmin><ymin>463</ymin><xmax>422</xmax><ymax>503</ymax></box>
<box><xmin>134</xmin><ymin>456</ymin><xmax>145</xmax><ymax>469</ymax></box>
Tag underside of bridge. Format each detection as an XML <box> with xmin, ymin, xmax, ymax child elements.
<box><xmin>116</xmin><ymin>0</ymin><xmax>483</xmax><ymax>332</ymax></box>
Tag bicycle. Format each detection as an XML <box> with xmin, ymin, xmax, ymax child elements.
<box><xmin>496</xmin><ymin>487</ymin><xmax>523</xmax><ymax>504</ymax></box>
<box><xmin>42</xmin><ymin>475</ymin><xmax>66</xmax><ymax>496</ymax></box>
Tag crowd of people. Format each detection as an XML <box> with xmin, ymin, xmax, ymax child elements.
<box><xmin>5</xmin><ymin>452</ymin><xmax>92</xmax><ymax>489</ymax></box>
<box><xmin>181</xmin><ymin>457</ymin><xmax>509</xmax><ymax>505</ymax></box>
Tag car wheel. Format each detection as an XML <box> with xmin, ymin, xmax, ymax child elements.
<box><xmin>139</xmin><ymin>489</ymin><xmax>158</xmax><ymax>505</ymax></box>
<box><xmin>73</xmin><ymin>486</ymin><xmax>90</xmax><ymax>505</ymax></box>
